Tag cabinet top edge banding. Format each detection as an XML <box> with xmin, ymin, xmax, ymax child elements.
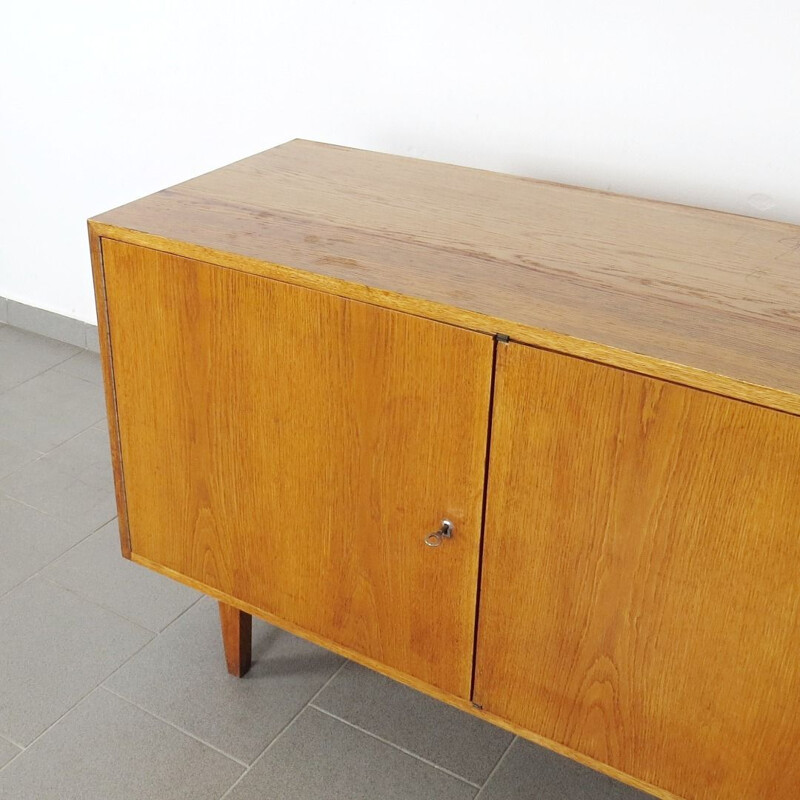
<box><xmin>88</xmin><ymin>140</ymin><xmax>800</xmax><ymax>416</ymax></box>
<box><xmin>91</xmin><ymin>227</ymin><xmax>800</xmax><ymax>419</ymax></box>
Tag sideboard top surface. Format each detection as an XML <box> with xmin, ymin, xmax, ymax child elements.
<box><xmin>91</xmin><ymin>139</ymin><xmax>800</xmax><ymax>414</ymax></box>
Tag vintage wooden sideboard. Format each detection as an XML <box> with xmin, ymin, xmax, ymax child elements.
<box><xmin>88</xmin><ymin>140</ymin><xmax>800</xmax><ymax>800</ymax></box>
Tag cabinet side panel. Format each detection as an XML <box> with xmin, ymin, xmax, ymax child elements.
<box><xmin>89</xmin><ymin>227</ymin><xmax>131</xmax><ymax>556</ymax></box>
<box><xmin>474</xmin><ymin>342</ymin><xmax>800</xmax><ymax>800</ymax></box>
<box><xmin>102</xmin><ymin>239</ymin><xmax>493</xmax><ymax>698</ymax></box>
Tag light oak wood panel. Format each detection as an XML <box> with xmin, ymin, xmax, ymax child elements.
<box><xmin>88</xmin><ymin>226</ymin><xmax>132</xmax><ymax>556</ymax></box>
<box><xmin>102</xmin><ymin>239</ymin><xmax>493</xmax><ymax>698</ymax></box>
<box><xmin>90</xmin><ymin>139</ymin><xmax>800</xmax><ymax>414</ymax></box>
<box><xmin>90</xmin><ymin>221</ymin><xmax>800</xmax><ymax>418</ymax></box>
<box><xmin>474</xmin><ymin>342</ymin><xmax>800</xmax><ymax>800</ymax></box>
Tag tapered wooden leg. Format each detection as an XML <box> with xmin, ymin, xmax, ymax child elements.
<box><xmin>219</xmin><ymin>601</ymin><xmax>252</xmax><ymax>677</ymax></box>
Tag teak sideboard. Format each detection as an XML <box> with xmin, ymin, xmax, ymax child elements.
<box><xmin>88</xmin><ymin>140</ymin><xmax>800</xmax><ymax>800</ymax></box>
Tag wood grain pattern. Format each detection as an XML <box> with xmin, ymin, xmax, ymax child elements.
<box><xmin>474</xmin><ymin>342</ymin><xmax>800</xmax><ymax>800</ymax></box>
<box><xmin>88</xmin><ymin>226</ymin><xmax>132</xmax><ymax>557</ymax></box>
<box><xmin>101</xmin><ymin>238</ymin><xmax>493</xmax><ymax>699</ymax></box>
<box><xmin>89</xmin><ymin>139</ymin><xmax>800</xmax><ymax>415</ymax></box>
<box><xmin>219</xmin><ymin>602</ymin><xmax>252</xmax><ymax>677</ymax></box>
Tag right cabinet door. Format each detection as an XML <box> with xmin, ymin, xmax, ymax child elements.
<box><xmin>474</xmin><ymin>342</ymin><xmax>800</xmax><ymax>800</ymax></box>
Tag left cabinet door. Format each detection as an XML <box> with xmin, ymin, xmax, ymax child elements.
<box><xmin>101</xmin><ymin>239</ymin><xmax>493</xmax><ymax>698</ymax></box>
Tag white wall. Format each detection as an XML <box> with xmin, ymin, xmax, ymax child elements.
<box><xmin>1</xmin><ymin>0</ymin><xmax>798</xmax><ymax>325</ymax></box>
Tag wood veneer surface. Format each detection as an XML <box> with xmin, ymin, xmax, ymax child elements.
<box><xmin>91</xmin><ymin>139</ymin><xmax>800</xmax><ymax>414</ymax></box>
<box><xmin>102</xmin><ymin>239</ymin><xmax>493</xmax><ymax>699</ymax></box>
<box><xmin>475</xmin><ymin>341</ymin><xmax>800</xmax><ymax>800</ymax></box>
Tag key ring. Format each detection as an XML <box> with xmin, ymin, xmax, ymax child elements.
<box><xmin>424</xmin><ymin>520</ymin><xmax>453</xmax><ymax>547</ymax></box>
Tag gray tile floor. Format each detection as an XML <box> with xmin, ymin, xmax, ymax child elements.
<box><xmin>0</xmin><ymin>325</ymin><xmax>652</xmax><ymax>799</ymax></box>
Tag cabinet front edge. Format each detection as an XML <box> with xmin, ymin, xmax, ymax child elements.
<box><xmin>88</xmin><ymin>221</ymin><xmax>800</xmax><ymax>418</ymax></box>
<box><xmin>88</xmin><ymin>225</ymin><xmax>132</xmax><ymax>557</ymax></box>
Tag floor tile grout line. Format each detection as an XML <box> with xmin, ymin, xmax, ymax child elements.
<box><xmin>243</xmin><ymin>658</ymin><xmax>348</xmax><ymax>764</ymax></box>
<box><xmin>0</xmin><ymin>732</ymin><xmax>25</xmax><ymax>752</ymax></box>
<box><xmin>37</xmin><ymin>575</ymin><xmax>164</xmax><ymax>637</ymax></box>
<box><xmin>0</xmin><ymin>396</ymin><xmax>104</xmax><ymax>459</ymax></box>
<box><xmin>0</xmin><ymin>734</ymin><xmax>20</xmax><ymax>752</ymax></box>
<box><xmin>0</xmin><ymin>362</ymin><xmax>106</xmax><ymax>458</ymax></box>
<box><xmin>0</xmin><ymin>455</ymin><xmax>47</xmax><ymax>485</ymax></box>
<box><xmin>308</xmin><ymin>704</ymin><xmax>482</xmax><ymax>790</ymax></box>
<box><xmin>142</xmin><ymin>593</ymin><xmax>206</xmax><ymax>637</ymax></box>
<box><xmin>97</xmin><ymin>593</ymin><xmax>205</xmax><ymax>678</ymax></box>
<box><xmin>0</xmin><ymin>429</ymin><xmax>111</xmax><ymax>470</ymax></box>
<box><xmin>215</xmin><ymin>659</ymin><xmax>350</xmax><ymax>800</ymax></box>
<box><xmin>0</xmin><ymin>528</ymin><xmax>97</xmax><ymax>604</ymax></box>
<box><xmin>473</xmin><ymin>735</ymin><xmax>517</xmax><ymax>797</ymax></box>
<box><xmin>0</xmin><ymin>428</ymin><xmax>109</xmax><ymax>485</ymax></box>
<box><xmin>31</xmin><ymin>407</ymin><xmax>110</xmax><ymax>455</ymax></box>
<box><xmin>0</xmin><ymin>441</ymin><xmax>46</xmax><ymax>460</ymax></box>
<box><xmin>303</xmin><ymin>659</ymin><xmax>349</xmax><ymax>710</ymax></box>
<box><xmin>0</xmin><ymin>436</ymin><xmax>120</xmax><ymax>608</ymax></box>
<box><xmin>0</xmin><ymin>432</ymin><xmax>115</xmax><ymax>537</ymax></box>
<box><xmin>0</xmin><ymin>664</ymin><xmax>144</xmax><ymax>777</ymax></box>
<box><xmin>52</xmin><ymin>351</ymin><xmax>105</xmax><ymax>388</ymax></box>
<box><xmin>0</xmin><ymin>343</ymin><xmax>85</xmax><ymax>397</ymax></box>
<box><xmin>216</xmin><ymin>761</ymin><xmax>254</xmax><ymax>800</ymax></box>
<box><xmin>0</xmin><ymin>742</ymin><xmax>22</xmax><ymax>770</ymax></box>
<box><xmin>0</xmin><ymin>507</ymin><xmax>117</xmax><ymax>605</ymax></box>
<box><xmin>0</xmin><ymin>596</ymin><xmax>209</xmax><ymax>772</ymax></box>
<box><xmin>0</xmin><ymin>595</ymin><xmax>406</xmax><ymax>796</ymax></box>
<box><xmin>0</xmin><ymin>488</ymin><xmax>114</xmax><ymax>532</ymax></box>
<box><xmin>0</xmin><ymin>596</ymin><xmax>207</xmax><ymax>773</ymax></box>
<box><xmin>100</xmin><ymin>686</ymin><xmax>249</xmax><ymax>769</ymax></box>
